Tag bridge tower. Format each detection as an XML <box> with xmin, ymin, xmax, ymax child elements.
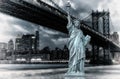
<box><xmin>103</xmin><ymin>11</ymin><xmax>110</xmax><ymax>38</ymax></box>
<box><xmin>90</xmin><ymin>10</ymin><xmax>111</xmax><ymax>65</ymax></box>
<box><xmin>92</xmin><ymin>10</ymin><xmax>110</xmax><ymax>36</ymax></box>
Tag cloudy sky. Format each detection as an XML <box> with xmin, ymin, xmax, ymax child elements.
<box><xmin>0</xmin><ymin>0</ymin><xmax>120</xmax><ymax>49</ymax></box>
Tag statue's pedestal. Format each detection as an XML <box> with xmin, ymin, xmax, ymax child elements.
<box><xmin>65</xmin><ymin>72</ymin><xmax>85</xmax><ymax>77</ymax></box>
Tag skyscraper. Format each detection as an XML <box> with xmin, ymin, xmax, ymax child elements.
<box><xmin>0</xmin><ymin>42</ymin><xmax>7</xmax><ymax>60</ymax></box>
<box><xmin>110</xmin><ymin>32</ymin><xmax>119</xmax><ymax>44</ymax></box>
<box><xmin>8</xmin><ymin>39</ymin><xmax>14</xmax><ymax>52</ymax></box>
<box><xmin>35</xmin><ymin>31</ymin><xmax>39</xmax><ymax>51</ymax></box>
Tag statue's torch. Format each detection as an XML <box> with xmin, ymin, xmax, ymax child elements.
<box><xmin>66</xmin><ymin>1</ymin><xmax>71</xmax><ymax>15</ymax></box>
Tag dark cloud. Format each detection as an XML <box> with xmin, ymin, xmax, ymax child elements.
<box><xmin>58</xmin><ymin>0</ymin><xmax>103</xmax><ymax>18</ymax></box>
<box><xmin>10</xmin><ymin>18</ymin><xmax>38</xmax><ymax>33</ymax></box>
<box><xmin>40</xmin><ymin>34</ymin><xmax>56</xmax><ymax>50</ymax></box>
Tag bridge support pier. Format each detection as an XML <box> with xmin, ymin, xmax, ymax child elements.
<box><xmin>103</xmin><ymin>46</ymin><xmax>112</xmax><ymax>65</ymax></box>
<box><xmin>89</xmin><ymin>43</ymin><xmax>100</xmax><ymax>65</ymax></box>
<box><xmin>89</xmin><ymin>43</ymin><xmax>112</xmax><ymax>65</ymax></box>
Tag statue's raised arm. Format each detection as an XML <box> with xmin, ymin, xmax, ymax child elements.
<box><xmin>66</xmin><ymin>2</ymin><xmax>74</xmax><ymax>34</ymax></box>
<box><xmin>67</xmin><ymin>12</ymin><xmax>71</xmax><ymax>26</ymax></box>
<box><xmin>66</xmin><ymin>1</ymin><xmax>71</xmax><ymax>24</ymax></box>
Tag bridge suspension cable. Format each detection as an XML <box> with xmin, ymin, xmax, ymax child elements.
<box><xmin>81</xmin><ymin>13</ymin><xmax>92</xmax><ymax>21</ymax></box>
<box><xmin>48</xmin><ymin>0</ymin><xmax>67</xmax><ymax>14</ymax></box>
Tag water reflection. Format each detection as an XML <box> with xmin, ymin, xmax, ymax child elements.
<box><xmin>0</xmin><ymin>65</ymin><xmax>120</xmax><ymax>79</ymax></box>
<box><xmin>65</xmin><ymin>76</ymin><xmax>85</xmax><ymax>79</ymax></box>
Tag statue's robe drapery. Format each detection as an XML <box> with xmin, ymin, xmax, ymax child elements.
<box><xmin>66</xmin><ymin>18</ymin><xmax>91</xmax><ymax>74</ymax></box>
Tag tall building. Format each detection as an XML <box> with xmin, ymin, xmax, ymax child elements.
<box><xmin>110</xmin><ymin>32</ymin><xmax>120</xmax><ymax>62</ymax></box>
<box><xmin>15</xmin><ymin>34</ymin><xmax>34</xmax><ymax>52</ymax></box>
<box><xmin>0</xmin><ymin>42</ymin><xmax>7</xmax><ymax>60</ymax></box>
<box><xmin>8</xmin><ymin>39</ymin><xmax>14</xmax><ymax>52</ymax></box>
<box><xmin>15</xmin><ymin>34</ymin><xmax>37</xmax><ymax>51</ymax></box>
<box><xmin>15</xmin><ymin>38</ymin><xmax>23</xmax><ymax>51</ymax></box>
<box><xmin>110</xmin><ymin>32</ymin><xmax>119</xmax><ymax>44</ymax></box>
<box><xmin>35</xmin><ymin>31</ymin><xmax>39</xmax><ymax>51</ymax></box>
<box><xmin>15</xmin><ymin>30</ymin><xmax>40</xmax><ymax>54</ymax></box>
<box><xmin>22</xmin><ymin>34</ymin><xmax>35</xmax><ymax>51</ymax></box>
<box><xmin>0</xmin><ymin>42</ymin><xmax>7</xmax><ymax>49</ymax></box>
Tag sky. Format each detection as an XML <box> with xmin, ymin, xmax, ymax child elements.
<box><xmin>0</xmin><ymin>0</ymin><xmax>120</xmax><ymax>49</ymax></box>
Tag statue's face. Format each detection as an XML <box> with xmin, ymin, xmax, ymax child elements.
<box><xmin>74</xmin><ymin>20</ymin><xmax>80</xmax><ymax>27</ymax></box>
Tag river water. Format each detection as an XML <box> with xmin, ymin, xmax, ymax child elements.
<box><xmin>0</xmin><ymin>64</ymin><xmax>120</xmax><ymax>79</ymax></box>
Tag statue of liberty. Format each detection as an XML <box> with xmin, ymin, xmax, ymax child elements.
<box><xmin>65</xmin><ymin>1</ymin><xmax>91</xmax><ymax>76</ymax></box>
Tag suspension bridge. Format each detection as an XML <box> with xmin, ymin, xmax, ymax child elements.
<box><xmin>0</xmin><ymin>0</ymin><xmax>120</xmax><ymax>64</ymax></box>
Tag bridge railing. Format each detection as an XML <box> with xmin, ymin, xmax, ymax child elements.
<box><xmin>81</xmin><ymin>21</ymin><xmax>108</xmax><ymax>39</ymax></box>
